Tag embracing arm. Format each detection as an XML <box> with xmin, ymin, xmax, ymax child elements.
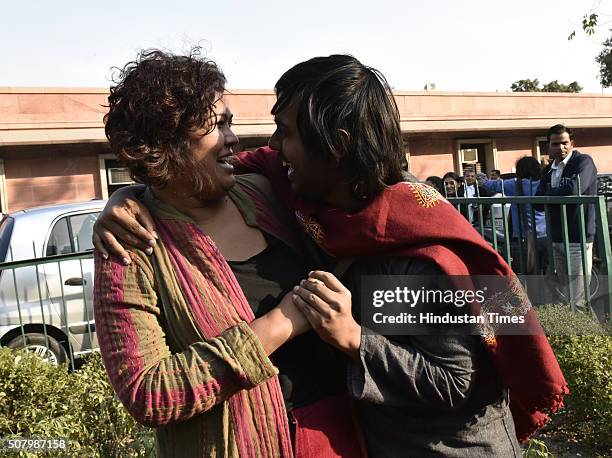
<box><xmin>477</xmin><ymin>184</ymin><xmax>495</xmax><ymax>197</ymax></box>
<box><xmin>534</xmin><ymin>178</ymin><xmax>548</xmax><ymax>210</ymax></box>
<box><xmin>94</xmin><ymin>251</ymin><xmax>305</xmax><ymax>427</ymax></box>
<box><xmin>482</xmin><ymin>179</ymin><xmax>503</xmax><ymax>194</ymax></box>
<box><xmin>233</xmin><ymin>147</ymin><xmax>277</xmax><ymax>175</ymax></box>
<box><xmin>233</xmin><ymin>147</ymin><xmax>294</xmax><ymax>208</ymax></box>
<box><xmin>93</xmin><ymin>184</ymin><xmax>156</xmax><ymax>263</ymax></box>
<box><xmin>94</xmin><ymin>149</ymin><xmax>295</xmax><ymax>262</ymax></box>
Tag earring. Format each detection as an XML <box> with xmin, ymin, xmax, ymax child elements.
<box><xmin>352</xmin><ymin>182</ymin><xmax>368</xmax><ymax>200</ymax></box>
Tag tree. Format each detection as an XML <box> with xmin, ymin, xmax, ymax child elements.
<box><xmin>510</xmin><ymin>79</ymin><xmax>583</xmax><ymax>93</ymax></box>
<box><xmin>569</xmin><ymin>5</ymin><xmax>612</xmax><ymax>87</ymax></box>
<box><xmin>541</xmin><ymin>80</ymin><xmax>583</xmax><ymax>93</ymax></box>
<box><xmin>596</xmin><ymin>35</ymin><xmax>612</xmax><ymax>87</ymax></box>
<box><xmin>567</xmin><ymin>13</ymin><xmax>599</xmax><ymax>40</ymax></box>
<box><xmin>511</xmin><ymin>79</ymin><xmax>540</xmax><ymax>92</ymax></box>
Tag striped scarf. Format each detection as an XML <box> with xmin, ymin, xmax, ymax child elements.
<box><xmin>148</xmin><ymin>183</ymin><xmax>293</xmax><ymax>457</ymax></box>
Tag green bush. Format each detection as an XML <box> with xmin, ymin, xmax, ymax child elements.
<box><xmin>0</xmin><ymin>348</ymin><xmax>154</xmax><ymax>457</ymax></box>
<box><xmin>536</xmin><ymin>304</ymin><xmax>612</xmax><ymax>453</ymax></box>
<box><xmin>535</xmin><ymin>303</ymin><xmax>608</xmax><ymax>336</ymax></box>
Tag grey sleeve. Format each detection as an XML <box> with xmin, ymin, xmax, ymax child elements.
<box><xmin>346</xmin><ymin>258</ymin><xmax>482</xmax><ymax>410</ymax></box>
<box><xmin>348</xmin><ymin>330</ymin><xmax>482</xmax><ymax>410</ymax></box>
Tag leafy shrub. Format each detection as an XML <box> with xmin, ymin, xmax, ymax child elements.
<box><xmin>522</xmin><ymin>438</ymin><xmax>552</xmax><ymax>457</ymax></box>
<box><xmin>0</xmin><ymin>349</ymin><xmax>154</xmax><ymax>457</ymax></box>
<box><xmin>536</xmin><ymin>304</ymin><xmax>611</xmax><ymax>453</ymax></box>
<box><xmin>536</xmin><ymin>303</ymin><xmax>608</xmax><ymax>335</ymax></box>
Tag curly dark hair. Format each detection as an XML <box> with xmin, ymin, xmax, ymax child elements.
<box><xmin>104</xmin><ymin>48</ymin><xmax>226</xmax><ymax>190</ymax></box>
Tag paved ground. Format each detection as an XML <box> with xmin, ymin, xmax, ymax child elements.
<box><xmin>532</xmin><ymin>433</ymin><xmax>608</xmax><ymax>457</ymax></box>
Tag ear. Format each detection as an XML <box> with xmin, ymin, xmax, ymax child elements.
<box><xmin>338</xmin><ymin>129</ymin><xmax>351</xmax><ymax>144</ymax></box>
<box><xmin>327</xmin><ymin>129</ymin><xmax>351</xmax><ymax>164</ymax></box>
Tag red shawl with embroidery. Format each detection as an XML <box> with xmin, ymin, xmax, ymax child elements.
<box><xmin>235</xmin><ymin>147</ymin><xmax>568</xmax><ymax>443</ymax></box>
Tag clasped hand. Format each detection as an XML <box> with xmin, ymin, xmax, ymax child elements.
<box><xmin>292</xmin><ymin>271</ymin><xmax>361</xmax><ymax>360</ymax></box>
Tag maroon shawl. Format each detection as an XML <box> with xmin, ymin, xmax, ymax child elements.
<box><xmin>235</xmin><ymin>147</ymin><xmax>568</xmax><ymax>443</ymax></box>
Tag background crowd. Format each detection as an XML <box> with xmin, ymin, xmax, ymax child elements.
<box><xmin>424</xmin><ymin>126</ymin><xmax>599</xmax><ymax>307</ymax></box>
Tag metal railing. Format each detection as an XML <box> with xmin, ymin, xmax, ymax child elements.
<box><xmin>1</xmin><ymin>192</ymin><xmax>611</xmax><ymax>371</ymax></box>
<box><xmin>0</xmin><ymin>250</ymin><xmax>95</xmax><ymax>368</ymax></box>
<box><xmin>447</xmin><ymin>193</ymin><xmax>612</xmax><ymax>320</ymax></box>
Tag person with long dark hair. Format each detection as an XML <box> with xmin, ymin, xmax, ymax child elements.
<box><xmin>443</xmin><ymin>171</ymin><xmax>462</xmax><ymax>197</ymax></box>
<box><xmin>94</xmin><ymin>55</ymin><xmax>567</xmax><ymax>457</ymax></box>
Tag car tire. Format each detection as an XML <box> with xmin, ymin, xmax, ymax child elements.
<box><xmin>6</xmin><ymin>333</ymin><xmax>68</xmax><ymax>365</ymax></box>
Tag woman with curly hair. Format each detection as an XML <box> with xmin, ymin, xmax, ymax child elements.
<box><xmin>94</xmin><ymin>49</ymin><xmax>359</xmax><ymax>457</ymax></box>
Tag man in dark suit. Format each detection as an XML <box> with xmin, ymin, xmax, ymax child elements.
<box><xmin>536</xmin><ymin>124</ymin><xmax>598</xmax><ymax>305</ymax></box>
<box><xmin>461</xmin><ymin>167</ymin><xmax>494</xmax><ymax>224</ymax></box>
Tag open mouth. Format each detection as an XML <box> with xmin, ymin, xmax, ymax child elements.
<box><xmin>216</xmin><ymin>150</ymin><xmax>235</xmax><ymax>171</ymax></box>
<box><xmin>217</xmin><ymin>150</ymin><xmax>235</xmax><ymax>166</ymax></box>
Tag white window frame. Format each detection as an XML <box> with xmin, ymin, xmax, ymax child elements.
<box><xmin>0</xmin><ymin>159</ymin><xmax>8</xmax><ymax>213</ymax></box>
<box><xmin>403</xmin><ymin>137</ymin><xmax>411</xmax><ymax>173</ymax></box>
<box><xmin>98</xmin><ymin>154</ymin><xmax>134</xmax><ymax>199</ymax></box>
<box><xmin>454</xmin><ymin>138</ymin><xmax>498</xmax><ymax>175</ymax></box>
<box><xmin>534</xmin><ymin>136</ymin><xmax>548</xmax><ymax>161</ymax></box>
<box><xmin>98</xmin><ymin>154</ymin><xmax>114</xmax><ymax>200</ymax></box>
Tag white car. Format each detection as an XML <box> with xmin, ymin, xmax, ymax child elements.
<box><xmin>0</xmin><ymin>200</ymin><xmax>105</xmax><ymax>365</ymax></box>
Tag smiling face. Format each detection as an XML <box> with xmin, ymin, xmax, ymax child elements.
<box><xmin>464</xmin><ymin>170</ymin><xmax>476</xmax><ymax>185</ymax></box>
<box><xmin>181</xmin><ymin>97</ymin><xmax>238</xmax><ymax>199</ymax></box>
<box><xmin>444</xmin><ymin>177</ymin><xmax>459</xmax><ymax>196</ymax></box>
<box><xmin>268</xmin><ymin>102</ymin><xmax>341</xmax><ymax>200</ymax></box>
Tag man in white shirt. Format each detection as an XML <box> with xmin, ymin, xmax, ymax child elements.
<box><xmin>462</xmin><ymin>168</ymin><xmax>493</xmax><ymax>224</ymax></box>
<box><xmin>536</xmin><ymin>124</ymin><xmax>598</xmax><ymax>308</ymax></box>
<box><xmin>550</xmin><ymin>143</ymin><xmax>573</xmax><ymax>188</ymax></box>
<box><xmin>464</xmin><ymin>168</ymin><xmax>477</xmax><ymax>222</ymax></box>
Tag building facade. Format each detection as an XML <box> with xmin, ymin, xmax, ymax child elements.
<box><xmin>1</xmin><ymin>88</ymin><xmax>611</xmax><ymax>212</ymax></box>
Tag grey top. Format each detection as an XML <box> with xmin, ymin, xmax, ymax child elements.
<box><xmin>344</xmin><ymin>257</ymin><xmax>521</xmax><ymax>457</ymax></box>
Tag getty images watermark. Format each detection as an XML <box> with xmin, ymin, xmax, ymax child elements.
<box><xmin>371</xmin><ymin>285</ymin><xmax>523</xmax><ymax>325</ymax></box>
<box><xmin>360</xmin><ymin>275</ymin><xmax>609</xmax><ymax>336</ymax></box>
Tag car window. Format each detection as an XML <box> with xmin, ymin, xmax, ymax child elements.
<box><xmin>46</xmin><ymin>217</ymin><xmax>72</xmax><ymax>256</ymax></box>
<box><xmin>45</xmin><ymin>212</ymin><xmax>100</xmax><ymax>256</ymax></box>
<box><xmin>597</xmin><ymin>175</ymin><xmax>612</xmax><ymax>196</ymax></box>
<box><xmin>69</xmin><ymin>213</ymin><xmax>99</xmax><ymax>251</ymax></box>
